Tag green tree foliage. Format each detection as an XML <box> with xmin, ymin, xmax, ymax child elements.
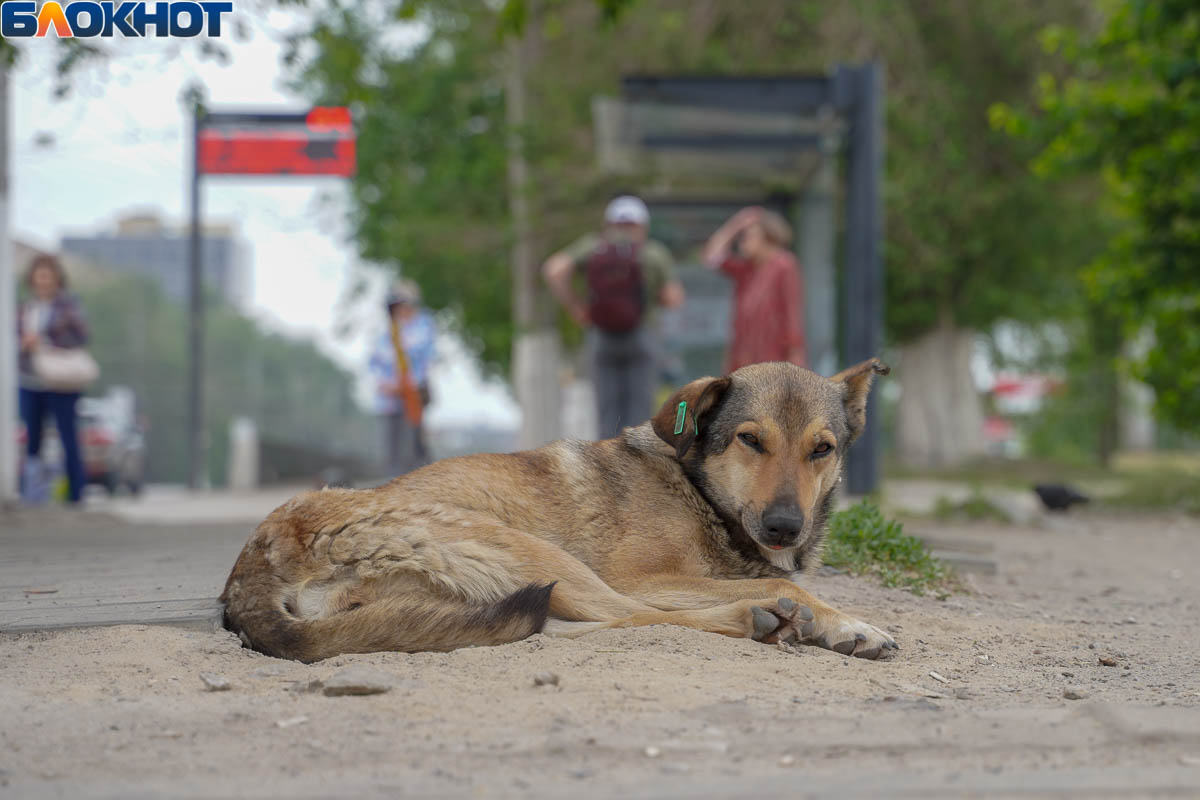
<box><xmin>76</xmin><ymin>273</ymin><xmax>373</xmax><ymax>484</ymax></box>
<box><xmin>996</xmin><ymin>0</ymin><xmax>1200</xmax><ymax>433</ymax></box>
<box><xmin>286</xmin><ymin>1</ymin><xmax>514</xmax><ymax>367</ymax></box>
<box><xmin>286</xmin><ymin>1</ymin><xmax>1103</xmax><ymax>369</ymax></box>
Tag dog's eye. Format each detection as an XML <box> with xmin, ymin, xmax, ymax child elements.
<box><xmin>812</xmin><ymin>442</ymin><xmax>833</xmax><ymax>458</ymax></box>
<box><xmin>737</xmin><ymin>432</ymin><xmax>763</xmax><ymax>452</ymax></box>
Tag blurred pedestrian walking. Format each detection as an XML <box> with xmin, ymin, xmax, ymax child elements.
<box><xmin>369</xmin><ymin>279</ymin><xmax>436</xmax><ymax>476</ymax></box>
<box><xmin>704</xmin><ymin>207</ymin><xmax>807</xmax><ymax>372</ymax></box>
<box><xmin>543</xmin><ymin>195</ymin><xmax>685</xmax><ymax>439</ymax></box>
<box><xmin>17</xmin><ymin>255</ymin><xmax>98</xmax><ymax>505</ymax></box>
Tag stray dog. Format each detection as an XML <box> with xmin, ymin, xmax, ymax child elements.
<box><xmin>221</xmin><ymin>359</ymin><xmax>897</xmax><ymax>662</ymax></box>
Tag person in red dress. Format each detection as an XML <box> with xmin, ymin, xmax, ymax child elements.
<box><xmin>703</xmin><ymin>207</ymin><xmax>807</xmax><ymax>372</ymax></box>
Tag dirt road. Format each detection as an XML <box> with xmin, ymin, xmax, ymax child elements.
<box><xmin>2</xmin><ymin>511</ymin><xmax>1199</xmax><ymax>798</ymax></box>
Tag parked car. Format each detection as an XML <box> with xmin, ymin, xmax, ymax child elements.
<box><xmin>16</xmin><ymin>387</ymin><xmax>146</xmax><ymax>499</ymax></box>
<box><xmin>77</xmin><ymin>394</ymin><xmax>146</xmax><ymax>495</ymax></box>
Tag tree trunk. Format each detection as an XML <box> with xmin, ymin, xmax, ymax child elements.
<box><xmin>505</xmin><ymin>14</ymin><xmax>560</xmax><ymax>450</ymax></box>
<box><xmin>895</xmin><ymin>313</ymin><xmax>986</xmax><ymax>469</ymax></box>
<box><xmin>1088</xmin><ymin>302</ymin><xmax>1123</xmax><ymax>469</ymax></box>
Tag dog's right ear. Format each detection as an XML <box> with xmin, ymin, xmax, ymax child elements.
<box><xmin>651</xmin><ymin>376</ymin><xmax>732</xmax><ymax>459</ymax></box>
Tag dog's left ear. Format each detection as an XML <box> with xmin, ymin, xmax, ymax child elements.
<box><xmin>831</xmin><ymin>358</ymin><xmax>890</xmax><ymax>444</ymax></box>
<box><xmin>652</xmin><ymin>375</ymin><xmax>732</xmax><ymax>459</ymax></box>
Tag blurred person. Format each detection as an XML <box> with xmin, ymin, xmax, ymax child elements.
<box><xmin>543</xmin><ymin>195</ymin><xmax>685</xmax><ymax>438</ymax></box>
<box><xmin>703</xmin><ymin>207</ymin><xmax>807</xmax><ymax>372</ymax></box>
<box><xmin>369</xmin><ymin>279</ymin><xmax>436</xmax><ymax>476</ymax></box>
<box><xmin>17</xmin><ymin>255</ymin><xmax>92</xmax><ymax>505</ymax></box>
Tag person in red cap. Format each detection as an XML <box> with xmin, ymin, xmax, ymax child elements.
<box><xmin>543</xmin><ymin>195</ymin><xmax>685</xmax><ymax>438</ymax></box>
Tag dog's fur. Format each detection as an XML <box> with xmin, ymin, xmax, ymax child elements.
<box><xmin>220</xmin><ymin>359</ymin><xmax>897</xmax><ymax>663</ymax></box>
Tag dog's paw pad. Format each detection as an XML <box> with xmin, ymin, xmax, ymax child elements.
<box><xmin>831</xmin><ymin>638</ymin><xmax>857</xmax><ymax>656</ymax></box>
<box><xmin>750</xmin><ymin>606</ymin><xmax>780</xmax><ymax>640</ymax></box>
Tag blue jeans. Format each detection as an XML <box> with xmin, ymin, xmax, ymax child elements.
<box><xmin>19</xmin><ymin>387</ymin><xmax>85</xmax><ymax>503</ymax></box>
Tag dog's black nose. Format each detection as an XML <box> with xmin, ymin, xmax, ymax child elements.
<box><xmin>762</xmin><ymin>504</ymin><xmax>805</xmax><ymax>547</ymax></box>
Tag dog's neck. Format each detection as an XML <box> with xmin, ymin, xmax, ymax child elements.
<box><xmin>622</xmin><ymin>425</ymin><xmax>800</xmax><ymax>576</ymax></box>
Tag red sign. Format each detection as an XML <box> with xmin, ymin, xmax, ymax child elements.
<box><xmin>198</xmin><ymin>107</ymin><xmax>356</xmax><ymax>176</ymax></box>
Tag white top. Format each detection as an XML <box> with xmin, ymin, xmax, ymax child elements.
<box><xmin>23</xmin><ymin>300</ymin><xmax>51</xmax><ymax>337</ymax></box>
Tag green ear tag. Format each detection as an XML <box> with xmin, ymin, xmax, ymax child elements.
<box><xmin>674</xmin><ymin>401</ymin><xmax>687</xmax><ymax>435</ymax></box>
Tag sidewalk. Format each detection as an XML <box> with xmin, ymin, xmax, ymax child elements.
<box><xmin>84</xmin><ymin>483</ymin><xmax>308</xmax><ymax>525</ymax></box>
<box><xmin>0</xmin><ymin>484</ymin><xmax>307</xmax><ymax>634</ymax></box>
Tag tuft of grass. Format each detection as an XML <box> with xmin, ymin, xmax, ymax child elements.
<box><xmin>824</xmin><ymin>501</ymin><xmax>954</xmax><ymax>596</ymax></box>
<box><xmin>932</xmin><ymin>488</ymin><xmax>1012</xmax><ymax>524</ymax></box>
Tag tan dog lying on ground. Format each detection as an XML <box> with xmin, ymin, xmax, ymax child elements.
<box><xmin>221</xmin><ymin>359</ymin><xmax>897</xmax><ymax>663</ymax></box>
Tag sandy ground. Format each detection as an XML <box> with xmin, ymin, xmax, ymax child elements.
<box><xmin>2</xmin><ymin>511</ymin><xmax>1199</xmax><ymax>798</ymax></box>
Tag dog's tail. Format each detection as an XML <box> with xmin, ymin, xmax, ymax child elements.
<box><xmin>220</xmin><ymin>537</ymin><xmax>554</xmax><ymax>663</ymax></box>
<box><xmin>222</xmin><ymin>578</ymin><xmax>554</xmax><ymax>664</ymax></box>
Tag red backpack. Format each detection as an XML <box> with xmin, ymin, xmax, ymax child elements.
<box><xmin>585</xmin><ymin>239</ymin><xmax>646</xmax><ymax>333</ymax></box>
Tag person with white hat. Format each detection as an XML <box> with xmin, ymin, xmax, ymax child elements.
<box><xmin>542</xmin><ymin>194</ymin><xmax>685</xmax><ymax>439</ymax></box>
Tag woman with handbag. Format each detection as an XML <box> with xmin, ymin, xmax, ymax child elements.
<box><xmin>17</xmin><ymin>255</ymin><xmax>98</xmax><ymax>505</ymax></box>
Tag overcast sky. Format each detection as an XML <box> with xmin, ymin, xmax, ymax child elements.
<box><xmin>11</xmin><ymin>13</ymin><xmax>519</xmax><ymax>428</ymax></box>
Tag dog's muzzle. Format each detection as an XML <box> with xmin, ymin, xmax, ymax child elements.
<box><xmin>760</xmin><ymin>503</ymin><xmax>805</xmax><ymax>550</ymax></box>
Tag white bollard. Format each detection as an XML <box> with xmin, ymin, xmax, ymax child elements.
<box><xmin>227</xmin><ymin>417</ymin><xmax>259</xmax><ymax>491</ymax></box>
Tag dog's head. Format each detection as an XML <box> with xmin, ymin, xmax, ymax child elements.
<box><xmin>651</xmin><ymin>359</ymin><xmax>889</xmax><ymax>571</ymax></box>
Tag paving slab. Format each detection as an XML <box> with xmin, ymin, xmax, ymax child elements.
<box><xmin>0</xmin><ymin>508</ymin><xmax>254</xmax><ymax>633</ymax></box>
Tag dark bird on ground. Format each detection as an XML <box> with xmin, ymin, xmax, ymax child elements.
<box><xmin>1034</xmin><ymin>483</ymin><xmax>1090</xmax><ymax>512</ymax></box>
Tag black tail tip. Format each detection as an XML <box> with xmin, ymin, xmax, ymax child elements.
<box><xmin>485</xmin><ymin>581</ymin><xmax>556</xmax><ymax>632</ymax></box>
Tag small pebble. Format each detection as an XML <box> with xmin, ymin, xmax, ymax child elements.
<box><xmin>1063</xmin><ymin>686</ymin><xmax>1089</xmax><ymax>700</ymax></box>
<box><xmin>251</xmin><ymin>665</ymin><xmax>286</xmax><ymax>679</ymax></box>
<box><xmin>1099</xmin><ymin>656</ymin><xmax>1117</xmax><ymax>667</ymax></box>
<box><xmin>289</xmin><ymin>679</ymin><xmax>325</xmax><ymax>694</ymax></box>
<box><xmin>323</xmin><ymin>666</ymin><xmax>396</xmax><ymax>697</ymax></box>
<box><xmin>276</xmin><ymin>715</ymin><xmax>309</xmax><ymax>729</ymax></box>
<box><xmin>533</xmin><ymin>672</ymin><xmax>560</xmax><ymax>687</ymax></box>
<box><xmin>779</xmin><ymin>755</ymin><xmax>796</xmax><ymax>767</ymax></box>
<box><xmin>644</xmin><ymin>746</ymin><xmax>661</xmax><ymax>758</ymax></box>
<box><xmin>1122</xmin><ymin>617</ymin><xmax>1137</xmax><ymax>625</ymax></box>
<box><xmin>199</xmin><ymin>672</ymin><xmax>231</xmax><ymax>692</ymax></box>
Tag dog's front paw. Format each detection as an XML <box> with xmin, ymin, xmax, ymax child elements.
<box><xmin>741</xmin><ymin>597</ymin><xmax>814</xmax><ymax>643</ymax></box>
<box><xmin>802</xmin><ymin>614</ymin><xmax>897</xmax><ymax>660</ymax></box>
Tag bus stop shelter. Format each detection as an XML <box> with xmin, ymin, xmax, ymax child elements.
<box><xmin>593</xmin><ymin>66</ymin><xmax>884</xmax><ymax>494</ymax></box>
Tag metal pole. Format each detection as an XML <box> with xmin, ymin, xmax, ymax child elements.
<box><xmin>843</xmin><ymin>63</ymin><xmax>885</xmax><ymax>495</ymax></box>
<box><xmin>186</xmin><ymin>106</ymin><xmax>205</xmax><ymax>489</ymax></box>
<box><xmin>798</xmin><ymin>111</ymin><xmax>839</xmax><ymax>378</ymax></box>
<box><xmin>0</xmin><ymin>62</ymin><xmax>16</xmax><ymax>505</ymax></box>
